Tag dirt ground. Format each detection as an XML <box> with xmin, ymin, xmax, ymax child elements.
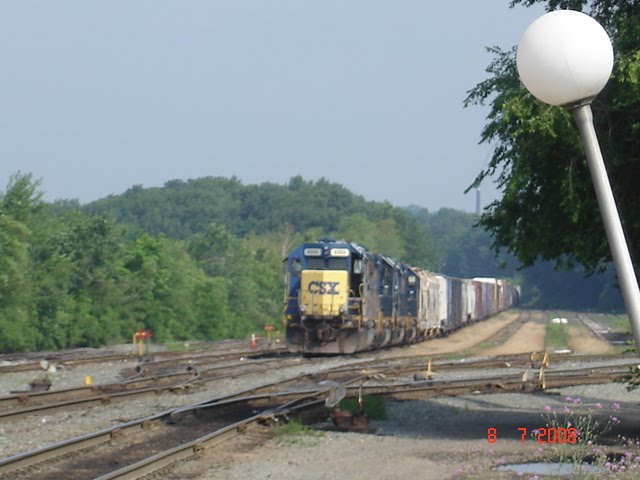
<box><xmin>386</xmin><ymin>309</ymin><xmax>613</xmax><ymax>358</ymax></box>
<box><xmin>566</xmin><ymin>324</ymin><xmax>614</xmax><ymax>355</ymax></box>
<box><xmin>383</xmin><ymin>310</ymin><xmax>521</xmax><ymax>358</ymax></box>
<box><xmin>485</xmin><ymin>321</ymin><xmax>547</xmax><ymax>356</ymax></box>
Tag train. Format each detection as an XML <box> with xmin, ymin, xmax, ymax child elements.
<box><xmin>283</xmin><ymin>238</ymin><xmax>520</xmax><ymax>354</ymax></box>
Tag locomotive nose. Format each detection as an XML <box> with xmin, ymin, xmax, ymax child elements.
<box><xmin>299</xmin><ymin>270</ymin><xmax>349</xmax><ymax>318</ymax></box>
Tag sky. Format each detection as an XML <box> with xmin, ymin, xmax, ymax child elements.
<box><xmin>0</xmin><ymin>1</ymin><xmax>546</xmax><ymax>213</ymax></box>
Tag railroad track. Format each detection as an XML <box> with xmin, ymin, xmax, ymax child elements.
<box><xmin>356</xmin><ymin>363</ymin><xmax>634</xmax><ymax>399</ymax></box>
<box><xmin>575</xmin><ymin>312</ymin><xmax>633</xmax><ymax>345</ymax></box>
<box><xmin>0</xmin><ymin>355</ymin><xmax>307</xmax><ymax>421</ymax></box>
<box><xmin>0</xmin><ymin>343</ymin><xmax>287</xmax><ymax>374</ymax></box>
<box><xmin>2</xmin><ymin>334</ymin><xmax>634</xmax><ymax>423</ymax></box>
<box><xmin>326</xmin><ymin>349</ymin><xmax>637</xmax><ymax>380</ymax></box>
<box><xmin>0</xmin><ymin>365</ymin><xmax>372</xmax><ymax>480</ymax></box>
<box><xmin>0</xmin><ymin>353</ymin><xmax>634</xmax><ymax>480</ymax></box>
<box><xmin>467</xmin><ymin>309</ymin><xmax>539</xmax><ymax>349</ymax></box>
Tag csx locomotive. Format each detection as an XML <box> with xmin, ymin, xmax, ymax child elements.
<box><xmin>283</xmin><ymin>238</ymin><xmax>519</xmax><ymax>354</ymax></box>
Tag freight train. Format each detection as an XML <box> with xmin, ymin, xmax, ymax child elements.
<box><xmin>283</xmin><ymin>238</ymin><xmax>520</xmax><ymax>354</ymax></box>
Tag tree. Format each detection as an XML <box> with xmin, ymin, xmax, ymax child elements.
<box><xmin>465</xmin><ymin>0</ymin><xmax>640</xmax><ymax>274</ymax></box>
<box><xmin>0</xmin><ymin>174</ymin><xmax>43</xmax><ymax>351</ymax></box>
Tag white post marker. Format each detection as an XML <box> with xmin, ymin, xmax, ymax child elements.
<box><xmin>516</xmin><ymin>10</ymin><xmax>640</xmax><ymax>355</ymax></box>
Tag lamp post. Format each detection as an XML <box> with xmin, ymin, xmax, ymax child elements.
<box><xmin>517</xmin><ymin>10</ymin><xmax>640</xmax><ymax>354</ymax></box>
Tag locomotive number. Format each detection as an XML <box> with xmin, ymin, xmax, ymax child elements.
<box><xmin>308</xmin><ymin>281</ymin><xmax>340</xmax><ymax>295</ymax></box>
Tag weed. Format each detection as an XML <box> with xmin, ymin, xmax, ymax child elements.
<box><xmin>338</xmin><ymin>395</ymin><xmax>387</xmax><ymax>420</ymax></box>
<box><xmin>545</xmin><ymin>322</ymin><xmax>569</xmax><ymax>350</ymax></box>
<box><xmin>537</xmin><ymin>398</ymin><xmax>640</xmax><ymax>479</ymax></box>
<box><xmin>274</xmin><ymin>418</ymin><xmax>323</xmax><ymax>445</ymax></box>
<box><xmin>164</xmin><ymin>342</ymin><xmax>191</xmax><ymax>351</ymax></box>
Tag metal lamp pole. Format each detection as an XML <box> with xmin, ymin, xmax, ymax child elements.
<box><xmin>517</xmin><ymin>10</ymin><xmax>640</xmax><ymax>354</ymax></box>
<box><xmin>572</xmin><ymin>103</ymin><xmax>640</xmax><ymax>351</ymax></box>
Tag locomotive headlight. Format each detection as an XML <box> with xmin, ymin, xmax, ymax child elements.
<box><xmin>339</xmin><ymin>305</ymin><xmax>347</xmax><ymax>314</ymax></box>
<box><xmin>299</xmin><ymin>304</ymin><xmax>307</xmax><ymax>313</ymax></box>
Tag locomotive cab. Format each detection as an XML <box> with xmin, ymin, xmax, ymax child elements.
<box><xmin>284</xmin><ymin>239</ymin><xmax>367</xmax><ymax>353</ymax></box>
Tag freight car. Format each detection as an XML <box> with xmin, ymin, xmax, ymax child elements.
<box><xmin>283</xmin><ymin>238</ymin><xmax>519</xmax><ymax>354</ymax></box>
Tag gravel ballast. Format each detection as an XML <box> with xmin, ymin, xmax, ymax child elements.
<box><xmin>2</xmin><ymin>311</ymin><xmax>639</xmax><ymax>479</ymax></box>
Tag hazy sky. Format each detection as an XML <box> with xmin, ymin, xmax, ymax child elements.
<box><xmin>0</xmin><ymin>1</ymin><xmax>546</xmax><ymax>212</ymax></box>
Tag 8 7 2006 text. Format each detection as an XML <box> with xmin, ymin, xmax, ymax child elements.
<box><xmin>487</xmin><ymin>427</ymin><xmax>577</xmax><ymax>444</ymax></box>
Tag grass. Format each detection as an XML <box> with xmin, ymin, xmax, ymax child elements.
<box><xmin>545</xmin><ymin>321</ymin><xmax>569</xmax><ymax>350</ymax></box>
<box><xmin>606</xmin><ymin>314</ymin><xmax>632</xmax><ymax>333</ymax></box>
<box><xmin>338</xmin><ymin>395</ymin><xmax>387</xmax><ymax>420</ymax></box>
<box><xmin>274</xmin><ymin>418</ymin><xmax>323</xmax><ymax>444</ymax></box>
<box><xmin>163</xmin><ymin>342</ymin><xmax>193</xmax><ymax>352</ymax></box>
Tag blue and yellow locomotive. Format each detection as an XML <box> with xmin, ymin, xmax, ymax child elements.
<box><xmin>283</xmin><ymin>238</ymin><xmax>519</xmax><ymax>354</ymax></box>
<box><xmin>284</xmin><ymin>238</ymin><xmax>422</xmax><ymax>353</ymax></box>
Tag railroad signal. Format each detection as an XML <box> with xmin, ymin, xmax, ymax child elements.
<box><xmin>132</xmin><ymin>330</ymin><xmax>152</xmax><ymax>356</ymax></box>
<box><xmin>264</xmin><ymin>324</ymin><xmax>274</xmax><ymax>345</ymax></box>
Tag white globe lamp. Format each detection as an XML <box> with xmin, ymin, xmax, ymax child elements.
<box><xmin>517</xmin><ymin>10</ymin><xmax>613</xmax><ymax>106</ymax></box>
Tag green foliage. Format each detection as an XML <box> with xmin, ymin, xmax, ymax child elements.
<box><xmin>545</xmin><ymin>321</ymin><xmax>569</xmax><ymax>350</ymax></box>
<box><xmin>0</xmin><ymin>174</ymin><xmax>280</xmax><ymax>352</ymax></box>
<box><xmin>466</xmin><ymin>1</ymin><xmax>640</xmax><ymax>276</ymax></box>
<box><xmin>85</xmin><ymin>176</ymin><xmax>437</xmax><ymax>269</ymax></box>
<box><xmin>407</xmin><ymin>206</ymin><xmax>623</xmax><ymax>310</ymax></box>
<box><xmin>412</xmin><ymin>207</ymin><xmax>514</xmax><ymax>276</ymax></box>
<box><xmin>274</xmin><ymin>418</ymin><xmax>323</xmax><ymax>443</ymax></box>
<box><xmin>338</xmin><ymin>395</ymin><xmax>387</xmax><ymax>420</ymax></box>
